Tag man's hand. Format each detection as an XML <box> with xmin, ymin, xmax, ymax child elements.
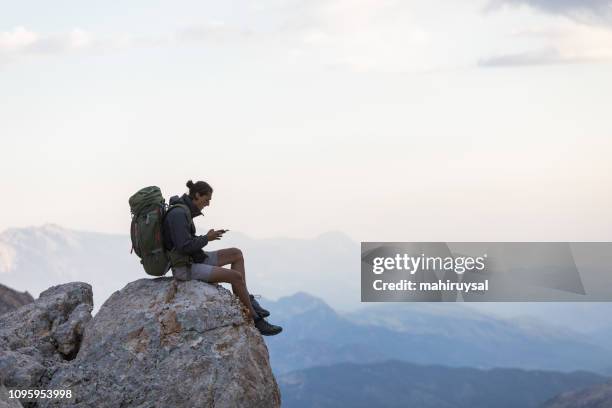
<box><xmin>206</xmin><ymin>229</ymin><xmax>224</xmax><ymax>241</ymax></box>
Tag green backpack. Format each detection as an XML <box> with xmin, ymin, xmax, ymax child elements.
<box><xmin>129</xmin><ymin>186</ymin><xmax>190</xmax><ymax>276</ymax></box>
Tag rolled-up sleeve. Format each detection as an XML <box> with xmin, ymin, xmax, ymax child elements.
<box><xmin>166</xmin><ymin>209</ymin><xmax>208</xmax><ymax>254</ymax></box>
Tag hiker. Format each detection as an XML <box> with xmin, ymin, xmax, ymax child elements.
<box><xmin>162</xmin><ymin>179</ymin><xmax>282</xmax><ymax>336</ymax></box>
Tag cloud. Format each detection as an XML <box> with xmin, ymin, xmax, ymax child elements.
<box><xmin>257</xmin><ymin>0</ymin><xmax>461</xmax><ymax>73</ymax></box>
<box><xmin>0</xmin><ymin>22</ymin><xmax>257</xmax><ymax>66</ymax></box>
<box><xmin>0</xmin><ymin>26</ymin><xmax>96</xmax><ymax>55</ymax></box>
<box><xmin>480</xmin><ymin>47</ymin><xmax>585</xmax><ymax>66</ymax></box>
<box><xmin>0</xmin><ymin>26</ymin><xmax>38</xmax><ymax>51</ymax></box>
<box><xmin>4</xmin><ymin>1</ymin><xmax>611</xmax><ymax>71</ymax></box>
<box><xmin>502</xmin><ymin>0</ymin><xmax>610</xmax><ymax>13</ymax></box>
<box><xmin>489</xmin><ymin>0</ymin><xmax>612</xmax><ymax>24</ymax></box>
<box><xmin>0</xmin><ymin>3</ymin><xmax>524</xmax><ymax>72</ymax></box>
<box><xmin>479</xmin><ymin>18</ymin><xmax>612</xmax><ymax>66</ymax></box>
<box><xmin>0</xmin><ymin>26</ymin><xmax>122</xmax><ymax>66</ymax></box>
<box><xmin>176</xmin><ymin>22</ymin><xmax>254</xmax><ymax>43</ymax></box>
<box><xmin>264</xmin><ymin>0</ymin><xmax>612</xmax><ymax>72</ymax></box>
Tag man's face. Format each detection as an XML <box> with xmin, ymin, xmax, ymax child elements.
<box><xmin>193</xmin><ymin>192</ymin><xmax>211</xmax><ymax>211</ymax></box>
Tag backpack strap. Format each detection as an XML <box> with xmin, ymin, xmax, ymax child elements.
<box><xmin>164</xmin><ymin>203</ymin><xmax>191</xmax><ymax>220</ymax></box>
<box><xmin>164</xmin><ymin>203</ymin><xmax>194</xmax><ymax>228</ymax></box>
<box><xmin>164</xmin><ymin>203</ymin><xmax>196</xmax><ymax>269</ymax></box>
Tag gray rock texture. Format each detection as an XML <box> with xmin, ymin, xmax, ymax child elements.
<box><xmin>0</xmin><ymin>282</ymin><xmax>93</xmax><ymax>408</ymax></box>
<box><xmin>0</xmin><ymin>284</ymin><xmax>34</xmax><ymax>316</ymax></box>
<box><xmin>0</xmin><ymin>383</ymin><xmax>23</xmax><ymax>408</ymax></box>
<box><xmin>42</xmin><ymin>278</ymin><xmax>280</xmax><ymax>408</ymax></box>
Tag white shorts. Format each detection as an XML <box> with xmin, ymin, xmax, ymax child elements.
<box><xmin>171</xmin><ymin>251</ymin><xmax>219</xmax><ymax>282</ymax></box>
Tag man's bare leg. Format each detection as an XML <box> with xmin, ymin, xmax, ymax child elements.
<box><xmin>216</xmin><ymin>248</ymin><xmax>246</xmax><ymax>285</ymax></box>
<box><xmin>209</xmin><ymin>252</ymin><xmax>282</xmax><ymax>336</ymax></box>
<box><xmin>215</xmin><ymin>247</ymin><xmax>270</xmax><ymax>318</ymax></box>
<box><xmin>208</xmin><ymin>267</ymin><xmax>257</xmax><ymax>319</ymax></box>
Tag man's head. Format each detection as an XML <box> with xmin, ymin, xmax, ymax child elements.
<box><xmin>186</xmin><ymin>179</ymin><xmax>213</xmax><ymax>211</ymax></box>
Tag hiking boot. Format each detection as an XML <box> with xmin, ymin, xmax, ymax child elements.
<box><xmin>250</xmin><ymin>294</ymin><xmax>270</xmax><ymax>318</ymax></box>
<box><xmin>254</xmin><ymin>317</ymin><xmax>282</xmax><ymax>336</ymax></box>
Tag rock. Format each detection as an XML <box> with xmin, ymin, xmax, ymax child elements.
<box><xmin>0</xmin><ymin>284</ymin><xmax>33</xmax><ymax>316</ymax></box>
<box><xmin>0</xmin><ymin>282</ymin><xmax>93</xmax><ymax>400</ymax></box>
<box><xmin>0</xmin><ymin>278</ymin><xmax>279</xmax><ymax>408</ymax></box>
<box><xmin>51</xmin><ymin>303</ymin><xmax>91</xmax><ymax>359</ymax></box>
<box><xmin>0</xmin><ymin>383</ymin><xmax>23</xmax><ymax>408</ymax></box>
<box><xmin>0</xmin><ymin>282</ymin><xmax>92</xmax><ymax>408</ymax></box>
<box><xmin>0</xmin><ymin>350</ymin><xmax>46</xmax><ymax>389</ymax></box>
<box><xmin>42</xmin><ymin>278</ymin><xmax>281</xmax><ymax>408</ymax></box>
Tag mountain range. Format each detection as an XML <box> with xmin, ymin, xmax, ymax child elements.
<box><xmin>278</xmin><ymin>360</ymin><xmax>607</xmax><ymax>408</ymax></box>
<box><xmin>4</xmin><ymin>224</ymin><xmax>612</xmax><ymax>329</ymax></box>
<box><xmin>3</xmin><ymin>224</ymin><xmax>612</xmax><ymax>377</ymax></box>
<box><xmin>262</xmin><ymin>292</ymin><xmax>612</xmax><ymax>375</ymax></box>
<box><xmin>0</xmin><ymin>224</ymin><xmax>359</xmax><ymax>311</ymax></box>
<box><xmin>2</xmin><ymin>224</ymin><xmax>612</xmax><ymax>406</ymax></box>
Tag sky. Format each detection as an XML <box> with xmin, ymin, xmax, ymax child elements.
<box><xmin>1</xmin><ymin>0</ymin><xmax>611</xmax><ymax>242</ymax></box>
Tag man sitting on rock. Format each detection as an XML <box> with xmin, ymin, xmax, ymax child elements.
<box><xmin>162</xmin><ymin>179</ymin><xmax>282</xmax><ymax>336</ymax></box>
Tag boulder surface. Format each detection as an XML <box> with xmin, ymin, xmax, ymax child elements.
<box><xmin>42</xmin><ymin>278</ymin><xmax>280</xmax><ymax>408</ymax></box>
<box><xmin>0</xmin><ymin>282</ymin><xmax>93</xmax><ymax>408</ymax></box>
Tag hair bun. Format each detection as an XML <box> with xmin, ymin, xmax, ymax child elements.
<box><xmin>186</xmin><ymin>180</ymin><xmax>194</xmax><ymax>189</ymax></box>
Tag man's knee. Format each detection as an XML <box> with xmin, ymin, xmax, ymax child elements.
<box><xmin>231</xmin><ymin>247</ymin><xmax>243</xmax><ymax>261</ymax></box>
<box><xmin>227</xmin><ymin>269</ymin><xmax>244</xmax><ymax>285</ymax></box>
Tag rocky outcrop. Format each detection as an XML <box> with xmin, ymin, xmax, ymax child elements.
<box><xmin>41</xmin><ymin>278</ymin><xmax>280</xmax><ymax>408</ymax></box>
<box><xmin>0</xmin><ymin>284</ymin><xmax>34</xmax><ymax>316</ymax></box>
<box><xmin>0</xmin><ymin>383</ymin><xmax>23</xmax><ymax>408</ymax></box>
<box><xmin>0</xmin><ymin>283</ymin><xmax>93</xmax><ymax>407</ymax></box>
<box><xmin>543</xmin><ymin>381</ymin><xmax>612</xmax><ymax>408</ymax></box>
<box><xmin>0</xmin><ymin>278</ymin><xmax>279</xmax><ymax>408</ymax></box>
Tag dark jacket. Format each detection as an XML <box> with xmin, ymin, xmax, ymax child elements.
<box><xmin>162</xmin><ymin>194</ymin><xmax>208</xmax><ymax>263</ymax></box>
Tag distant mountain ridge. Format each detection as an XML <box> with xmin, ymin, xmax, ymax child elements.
<box><xmin>3</xmin><ymin>224</ymin><xmax>612</xmax><ymax>407</ymax></box>
<box><xmin>263</xmin><ymin>292</ymin><xmax>612</xmax><ymax>375</ymax></box>
<box><xmin>0</xmin><ymin>224</ymin><xmax>359</xmax><ymax>311</ymax></box>
<box><xmin>278</xmin><ymin>360</ymin><xmax>608</xmax><ymax>408</ymax></box>
<box><xmin>4</xmin><ymin>224</ymin><xmax>612</xmax><ymax>332</ymax></box>
<box><xmin>543</xmin><ymin>381</ymin><xmax>612</xmax><ymax>408</ymax></box>
<box><xmin>0</xmin><ymin>224</ymin><xmax>142</xmax><ymax>310</ymax></box>
<box><xmin>4</xmin><ymin>224</ymin><xmax>612</xmax><ymax>379</ymax></box>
